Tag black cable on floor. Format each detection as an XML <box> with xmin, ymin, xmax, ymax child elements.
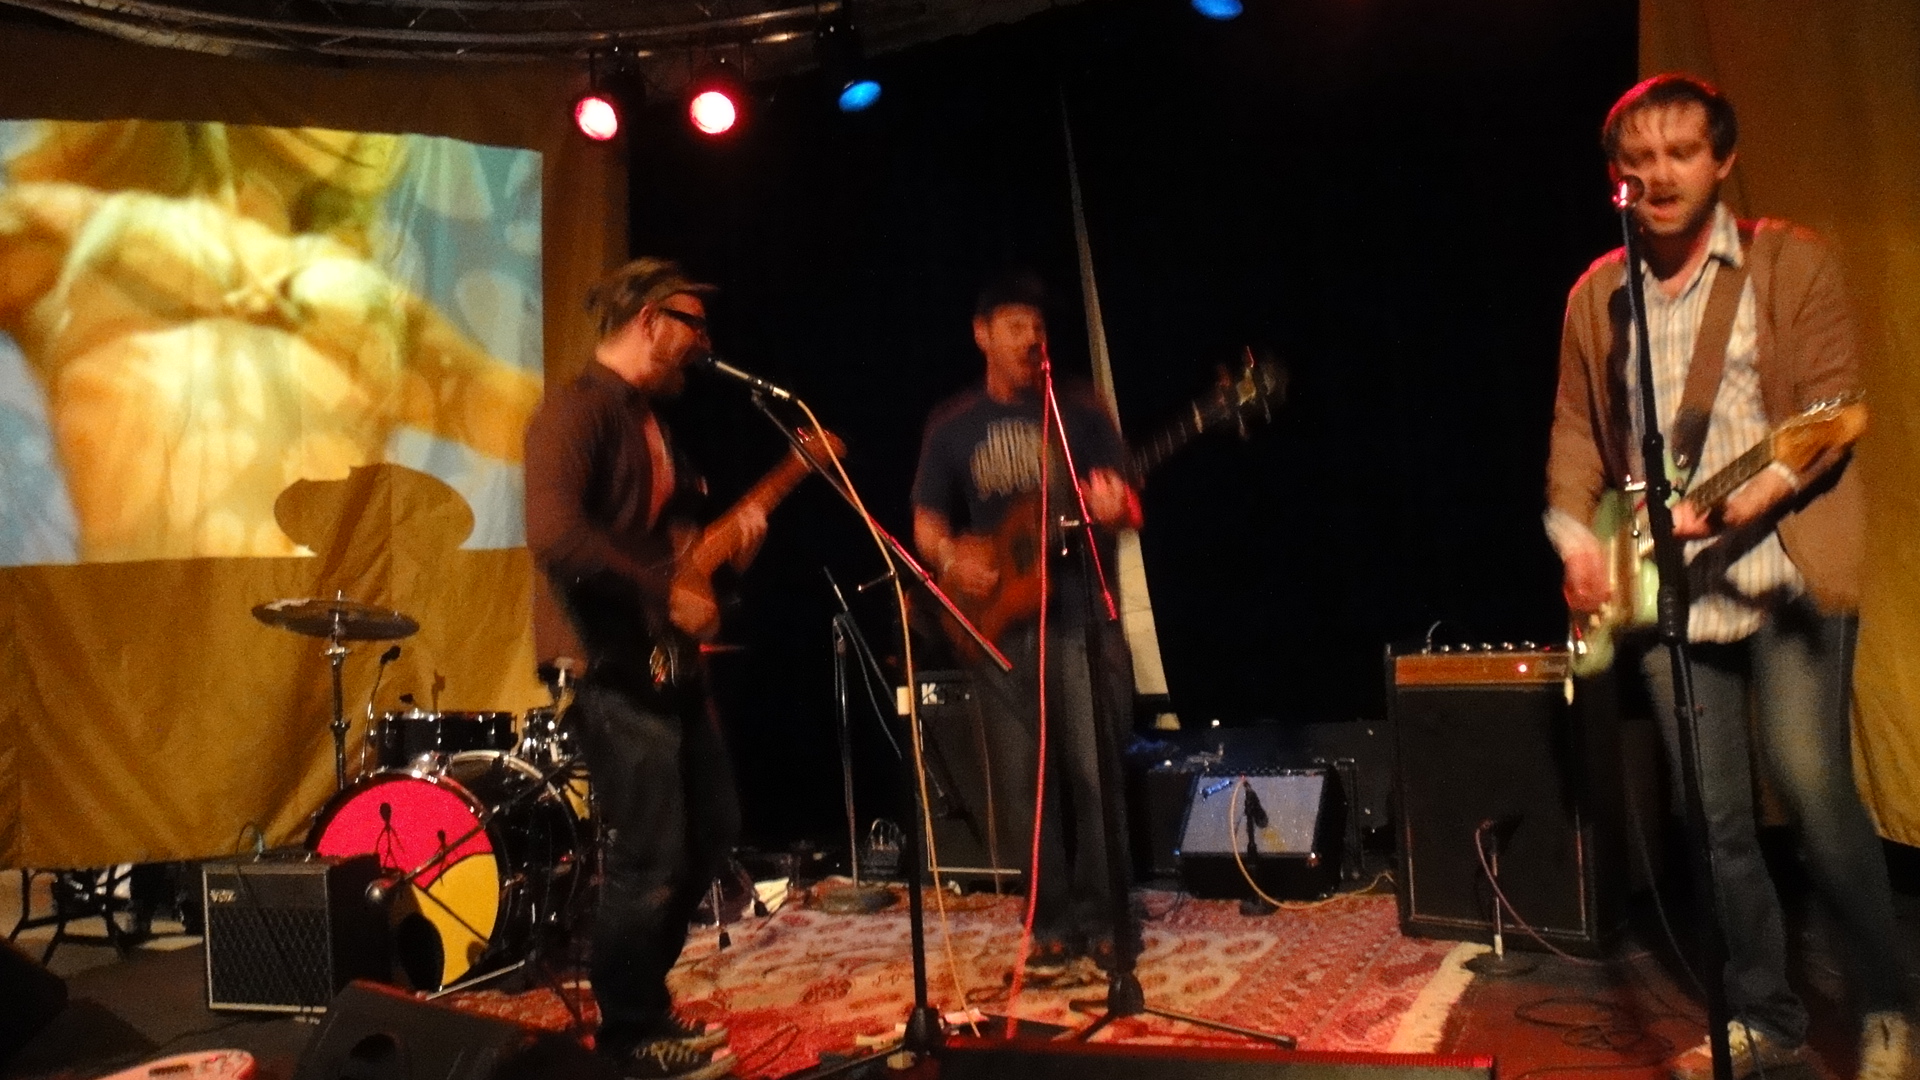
<box><xmin>1508</xmin><ymin>995</ymin><xmax>1676</xmax><ymax>1080</ymax></box>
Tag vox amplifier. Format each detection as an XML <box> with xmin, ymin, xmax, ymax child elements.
<box><xmin>202</xmin><ymin>854</ymin><xmax>389</xmax><ymax>1012</ymax></box>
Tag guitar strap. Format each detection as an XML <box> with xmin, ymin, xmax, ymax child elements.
<box><xmin>1668</xmin><ymin>221</ymin><xmax>1760</xmax><ymax>480</ymax></box>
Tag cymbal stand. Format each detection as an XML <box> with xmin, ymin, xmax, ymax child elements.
<box><xmin>325</xmin><ymin>612</ymin><xmax>351</xmax><ymax>791</ymax></box>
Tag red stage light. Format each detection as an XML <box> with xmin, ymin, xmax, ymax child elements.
<box><xmin>574</xmin><ymin>94</ymin><xmax>620</xmax><ymax>141</ymax></box>
<box><xmin>689</xmin><ymin>89</ymin><xmax>739</xmax><ymax>135</ymax></box>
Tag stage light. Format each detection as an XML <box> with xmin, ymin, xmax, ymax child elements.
<box><xmin>1191</xmin><ymin>0</ymin><xmax>1244</xmax><ymax>19</ymax></box>
<box><xmin>690</xmin><ymin>89</ymin><xmax>738</xmax><ymax>134</ymax></box>
<box><xmin>574</xmin><ymin>93</ymin><xmax>620</xmax><ymax>141</ymax></box>
<box><xmin>816</xmin><ymin>4</ymin><xmax>882</xmax><ymax>113</ymax></box>
<box><xmin>838</xmin><ymin>78</ymin><xmax>882</xmax><ymax>112</ymax></box>
<box><xmin>687</xmin><ymin>60</ymin><xmax>745</xmax><ymax>136</ymax></box>
<box><xmin>573</xmin><ymin>48</ymin><xmax>644</xmax><ymax>142</ymax></box>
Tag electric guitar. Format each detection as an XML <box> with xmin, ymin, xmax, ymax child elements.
<box><xmin>1568</xmin><ymin>397</ymin><xmax>1867</xmax><ymax>676</ymax></box>
<box><xmin>937</xmin><ymin>357</ymin><xmax>1288</xmax><ymax>663</ymax></box>
<box><xmin>650</xmin><ymin>426</ymin><xmax>844</xmax><ymax>688</ymax></box>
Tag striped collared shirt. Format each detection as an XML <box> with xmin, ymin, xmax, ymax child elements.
<box><xmin>1622</xmin><ymin>202</ymin><xmax>1802</xmax><ymax>643</ymax></box>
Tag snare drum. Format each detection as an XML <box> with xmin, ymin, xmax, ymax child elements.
<box><xmin>370</xmin><ymin>710</ymin><xmax>515</xmax><ymax>770</ymax></box>
<box><xmin>308</xmin><ymin>751</ymin><xmax>583</xmax><ymax>990</ymax></box>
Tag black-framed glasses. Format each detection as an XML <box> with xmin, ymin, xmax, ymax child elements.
<box><xmin>658</xmin><ymin>307</ymin><xmax>710</xmax><ymax>336</ymax></box>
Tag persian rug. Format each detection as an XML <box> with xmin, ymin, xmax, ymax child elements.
<box><xmin>445</xmin><ymin>888</ymin><xmax>1479</xmax><ymax>1079</ymax></box>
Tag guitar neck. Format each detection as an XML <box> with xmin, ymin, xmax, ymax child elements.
<box><xmin>1685</xmin><ymin>439</ymin><xmax>1772</xmax><ymax>512</ymax></box>
<box><xmin>686</xmin><ymin>449</ymin><xmax>817</xmax><ymax>576</ymax></box>
<box><xmin>1129</xmin><ymin>411</ymin><xmax>1205</xmax><ymax>478</ymax></box>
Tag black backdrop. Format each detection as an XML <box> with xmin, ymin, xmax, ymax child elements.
<box><xmin>623</xmin><ymin>0</ymin><xmax>1636</xmax><ymax>848</ymax></box>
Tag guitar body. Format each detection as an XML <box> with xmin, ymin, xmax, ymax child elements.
<box><xmin>1566</xmin><ymin>398</ymin><xmax>1866</xmax><ymax>676</ymax></box>
<box><xmin>942</xmin><ymin>490</ymin><xmax>1051</xmax><ymax>664</ymax></box>
<box><xmin>1569</xmin><ymin>486</ymin><xmax>1659</xmax><ymax>677</ymax></box>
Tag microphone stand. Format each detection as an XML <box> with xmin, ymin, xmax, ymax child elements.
<box><xmin>1615</xmin><ymin>180</ymin><xmax>1734</xmax><ymax>1080</ymax></box>
<box><xmin>735</xmin><ymin>383</ymin><xmax>1011</xmax><ymax>1057</ymax></box>
<box><xmin>1028</xmin><ymin>349</ymin><xmax>1294</xmax><ymax>1048</ymax></box>
<box><xmin>817</xmin><ymin>569</ymin><xmax>906</xmax><ymax>916</ymax></box>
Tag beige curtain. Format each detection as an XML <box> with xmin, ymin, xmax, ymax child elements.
<box><xmin>0</xmin><ymin>22</ymin><xmax>626</xmax><ymax>867</ymax></box>
<box><xmin>1643</xmin><ymin>0</ymin><xmax>1920</xmax><ymax>842</ymax></box>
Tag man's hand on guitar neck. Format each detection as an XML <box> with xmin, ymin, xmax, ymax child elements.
<box><xmin>1086</xmin><ymin>468</ymin><xmax>1143</xmax><ymax>530</ymax></box>
<box><xmin>1671</xmin><ymin>465</ymin><xmax>1798</xmax><ymax>539</ymax></box>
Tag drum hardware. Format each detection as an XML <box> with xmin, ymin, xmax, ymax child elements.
<box><xmin>254</xmin><ymin>594</ymin><xmax>419</xmax><ymax>790</ymax></box>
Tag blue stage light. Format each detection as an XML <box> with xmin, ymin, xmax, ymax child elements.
<box><xmin>838</xmin><ymin>78</ymin><xmax>882</xmax><ymax>112</ymax></box>
<box><xmin>1192</xmin><ymin>0</ymin><xmax>1243</xmax><ymax>19</ymax></box>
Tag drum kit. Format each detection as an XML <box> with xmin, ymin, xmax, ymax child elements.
<box><xmin>252</xmin><ymin>595</ymin><xmax>594</xmax><ymax>995</ymax></box>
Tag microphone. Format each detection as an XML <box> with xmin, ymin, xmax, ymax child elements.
<box><xmin>700</xmin><ymin>354</ymin><xmax>793</xmax><ymax>400</ymax></box>
<box><xmin>1612</xmin><ymin>175</ymin><xmax>1645</xmax><ymax>210</ymax></box>
<box><xmin>364</xmin><ymin>645</ymin><xmax>401</xmax><ymax>722</ymax></box>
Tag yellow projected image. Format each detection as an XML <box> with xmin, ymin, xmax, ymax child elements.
<box><xmin>0</xmin><ymin>121</ymin><xmax>542</xmax><ymax>563</ymax></box>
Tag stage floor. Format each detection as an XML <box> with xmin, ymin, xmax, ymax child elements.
<box><xmin>5</xmin><ymin>866</ymin><xmax>1913</xmax><ymax>1080</ymax></box>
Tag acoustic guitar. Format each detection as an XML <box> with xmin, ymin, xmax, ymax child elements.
<box><xmin>1567</xmin><ymin>396</ymin><xmax>1867</xmax><ymax>676</ymax></box>
<box><xmin>937</xmin><ymin>358</ymin><xmax>1287</xmax><ymax>662</ymax></box>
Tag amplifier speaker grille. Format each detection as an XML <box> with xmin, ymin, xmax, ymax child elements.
<box><xmin>203</xmin><ymin>855</ymin><xmax>389</xmax><ymax>1012</ymax></box>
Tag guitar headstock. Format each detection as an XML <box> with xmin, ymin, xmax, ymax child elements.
<box><xmin>1772</xmin><ymin>395</ymin><xmax>1867</xmax><ymax>474</ymax></box>
<box><xmin>1196</xmin><ymin>350</ymin><xmax>1290</xmax><ymax>440</ymax></box>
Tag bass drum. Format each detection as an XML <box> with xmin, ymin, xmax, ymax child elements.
<box><xmin>308</xmin><ymin>751</ymin><xmax>583</xmax><ymax>991</ymax></box>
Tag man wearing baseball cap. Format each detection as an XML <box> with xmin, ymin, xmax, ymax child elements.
<box><xmin>526</xmin><ymin>257</ymin><xmax>754</xmax><ymax>1080</ymax></box>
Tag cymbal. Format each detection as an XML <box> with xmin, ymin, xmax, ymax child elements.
<box><xmin>252</xmin><ymin>597</ymin><xmax>419</xmax><ymax>641</ymax></box>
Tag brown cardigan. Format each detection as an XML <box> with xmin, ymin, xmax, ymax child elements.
<box><xmin>1545</xmin><ymin>217</ymin><xmax>1865</xmax><ymax>611</ymax></box>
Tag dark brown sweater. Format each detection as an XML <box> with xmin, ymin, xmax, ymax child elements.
<box><xmin>524</xmin><ymin>361</ymin><xmax>685</xmax><ymax>678</ymax></box>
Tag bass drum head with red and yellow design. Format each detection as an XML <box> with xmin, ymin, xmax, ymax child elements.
<box><xmin>309</xmin><ymin>752</ymin><xmax>582</xmax><ymax>990</ymax></box>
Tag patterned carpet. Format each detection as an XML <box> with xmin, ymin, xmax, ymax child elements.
<box><xmin>446</xmin><ymin>888</ymin><xmax>1479</xmax><ymax>1078</ymax></box>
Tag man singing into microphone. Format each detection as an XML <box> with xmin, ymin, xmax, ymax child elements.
<box><xmin>911</xmin><ymin>271</ymin><xmax>1141</xmax><ymax>985</ymax></box>
<box><xmin>1544</xmin><ymin>76</ymin><xmax>1911</xmax><ymax>1080</ymax></box>
<box><xmin>525</xmin><ymin>258</ymin><xmax>758</xmax><ymax>1080</ymax></box>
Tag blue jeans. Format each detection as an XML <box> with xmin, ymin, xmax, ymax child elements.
<box><xmin>1640</xmin><ymin>599</ymin><xmax>1907</xmax><ymax>1044</ymax></box>
<box><xmin>574</xmin><ymin>679</ymin><xmax>739</xmax><ymax>1052</ymax></box>
<box><xmin>968</xmin><ymin>618</ymin><xmax>1134</xmax><ymax>949</ymax></box>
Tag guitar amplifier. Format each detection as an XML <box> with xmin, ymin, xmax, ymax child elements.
<box><xmin>1176</xmin><ymin>769</ymin><xmax>1345</xmax><ymax>901</ymax></box>
<box><xmin>1388</xmin><ymin>645</ymin><xmax>1652</xmax><ymax>955</ymax></box>
<box><xmin>203</xmin><ymin>854</ymin><xmax>389</xmax><ymax>1012</ymax></box>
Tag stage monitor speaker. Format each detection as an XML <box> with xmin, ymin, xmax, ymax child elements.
<box><xmin>1176</xmin><ymin>770</ymin><xmax>1344</xmax><ymax>901</ymax></box>
<box><xmin>906</xmin><ymin>669</ymin><xmax>1022</xmax><ymax>886</ymax></box>
<box><xmin>291</xmin><ymin>981</ymin><xmax>618</xmax><ymax>1080</ymax></box>
<box><xmin>941</xmin><ymin>1038</ymin><xmax>1494</xmax><ymax>1079</ymax></box>
<box><xmin>0</xmin><ymin>936</ymin><xmax>67</xmax><ymax>1063</ymax></box>
<box><xmin>1388</xmin><ymin>647</ymin><xmax>1647</xmax><ymax>955</ymax></box>
<box><xmin>203</xmin><ymin>855</ymin><xmax>390</xmax><ymax>1012</ymax></box>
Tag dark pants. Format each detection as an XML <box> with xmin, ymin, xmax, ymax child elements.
<box><xmin>969</xmin><ymin>618</ymin><xmax>1134</xmax><ymax>950</ymax></box>
<box><xmin>1640</xmin><ymin>599</ymin><xmax>1908</xmax><ymax>1044</ymax></box>
<box><xmin>575</xmin><ymin>678</ymin><xmax>739</xmax><ymax>1052</ymax></box>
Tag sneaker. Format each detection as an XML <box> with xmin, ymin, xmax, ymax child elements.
<box><xmin>1858</xmin><ymin>1011</ymin><xmax>1915</xmax><ymax>1080</ymax></box>
<box><xmin>650</xmin><ymin>1013</ymin><xmax>730</xmax><ymax>1054</ymax></box>
<box><xmin>604</xmin><ymin>1039</ymin><xmax>734</xmax><ymax>1080</ymax></box>
<box><xmin>1667</xmin><ymin>1020</ymin><xmax>1805</xmax><ymax>1080</ymax></box>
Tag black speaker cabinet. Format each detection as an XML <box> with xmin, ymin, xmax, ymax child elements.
<box><xmin>909</xmin><ymin>669</ymin><xmax>1022</xmax><ymax>886</ymax></box>
<box><xmin>0</xmin><ymin>936</ymin><xmax>67</xmax><ymax>1063</ymax></box>
<box><xmin>941</xmin><ymin>1037</ymin><xmax>1494</xmax><ymax>1079</ymax></box>
<box><xmin>203</xmin><ymin>855</ymin><xmax>390</xmax><ymax>1012</ymax></box>
<box><xmin>1388</xmin><ymin>647</ymin><xmax>1650</xmax><ymax>955</ymax></box>
<box><xmin>291</xmin><ymin>981</ymin><xmax>618</xmax><ymax>1080</ymax></box>
<box><xmin>1176</xmin><ymin>770</ymin><xmax>1345</xmax><ymax>901</ymax></box>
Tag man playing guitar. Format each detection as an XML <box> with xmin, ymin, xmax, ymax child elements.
<box><xmin>524</xmin><ymin>259</ymin><xmax>752</xmax><ymax>1080</ymax></box>
<box><xmin>911</xmin><ymin>271</ymin><xmax>1141</xmax><ymax>984</ymax></box>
